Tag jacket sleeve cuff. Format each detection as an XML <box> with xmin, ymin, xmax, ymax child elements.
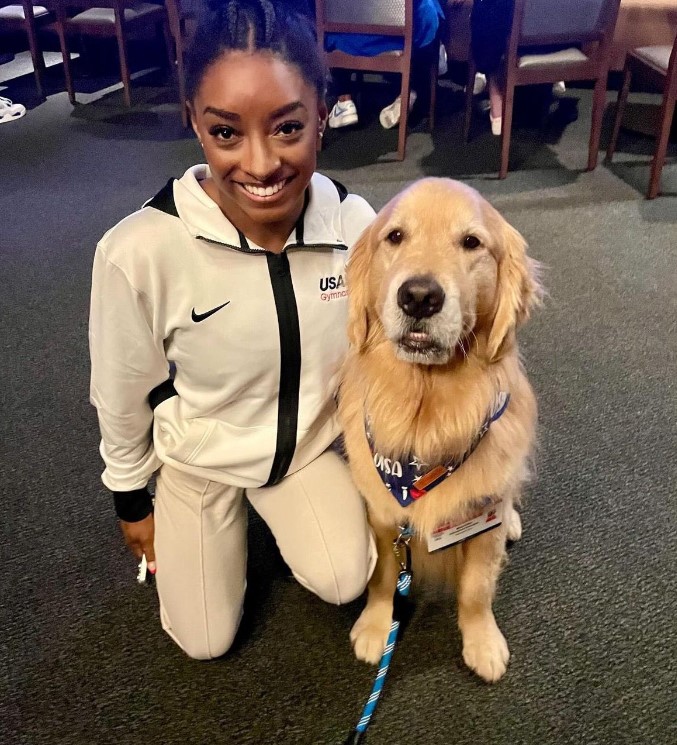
<box><xmin>113</xmin><ymin>488</ymin><xmax>153</xmax><ymax>522</ymax></box>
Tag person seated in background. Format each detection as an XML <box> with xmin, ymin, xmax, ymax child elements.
<box><xmin>470</xmin><ymin>0</ymin><xmax>567</xmax><ymax>136</ymax></box>
<box><xmin>324</xmin><ymin>0</ymin><xmax>445</xmax><ymax>130</ymax></box>
<box><xmin>470</xmin><ymin>0</ymin><xmax>514</xmax><ymax>135</ymax></box>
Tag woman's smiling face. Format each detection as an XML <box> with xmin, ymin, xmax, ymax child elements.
<box><xmin>189</xmin><ymin>50</ymin><xmax>326</xmax><ymax>248</ymax></box>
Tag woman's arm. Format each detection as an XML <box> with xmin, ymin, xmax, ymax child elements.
<box><xmin>89</xmin><ymin>242</ymin><xmax>169</xmax><ymax>518</ymax></box>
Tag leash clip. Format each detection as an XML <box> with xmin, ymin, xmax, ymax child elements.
<box><xmin>393</xmin><ymin>524</ymin><xmax>414</xmax><ymax>573</ymax></box>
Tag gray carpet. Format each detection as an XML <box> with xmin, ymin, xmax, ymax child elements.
<box><xmin>1</xmin><ymin>56</ymin><xmax>676</xmax><ymax>745</ymax></box>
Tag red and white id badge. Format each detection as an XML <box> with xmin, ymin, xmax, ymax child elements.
<box><xmin>427</xmin><ymin>499</ymin><xmax>504</xmax><ymax>552</ymax></box>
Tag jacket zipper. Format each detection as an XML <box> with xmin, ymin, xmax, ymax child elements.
<box><xmin>265</xmin><ymin>252</ymin><xmax>302</xmax><ymax>486</ymax></box>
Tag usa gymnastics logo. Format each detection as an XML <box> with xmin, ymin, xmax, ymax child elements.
<box><xmin>319</xmin><ymin>274</ymin><xmax>347</xmax><ymax>302</ymax></box>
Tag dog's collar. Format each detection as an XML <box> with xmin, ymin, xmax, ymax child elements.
<box><xmin>365</xmin><ymin>392</ymin><xmax>510</xmax><ymax>508</ymax></box>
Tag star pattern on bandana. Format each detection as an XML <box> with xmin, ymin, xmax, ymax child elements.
<box><xmin>408</xmin><ymin>456</ymin><xmax>429</xmax><ymax>472</ymax></box>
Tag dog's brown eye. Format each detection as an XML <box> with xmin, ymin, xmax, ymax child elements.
<box><xmin>387</xmin><ymin>229</ymin><xmax>404</xmax><ymax>245</ymax></box>
<box><xmin>463</xmin><ymin>235</ymin><xmax>481</xmax><ymax>250</ymax></box>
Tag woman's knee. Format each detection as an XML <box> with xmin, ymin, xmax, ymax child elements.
<box><xmin>295</xmin><ymin>568</ymin><xmax>363</xmax><ymax>605</ymax></box>
<box><xmin>295</xmin><ymin>544</ymin><xmax>375</xmax><ymax>605</ymax></box>
<box><xmin>161</xmin><ymin>605</ymin><xmax>242</xmax><ymax>660</ymax></box>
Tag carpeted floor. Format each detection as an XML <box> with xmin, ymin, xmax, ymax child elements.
<box><xmin>1</xmin><ymin>54</ymin><xmax>676</xmax><ymax>745</ymax></box>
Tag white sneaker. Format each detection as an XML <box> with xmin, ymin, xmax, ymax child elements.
<box><xmin>490</xmin><ymin>114</ymin><xmax>502</xmax><ymax>136</ymax></box>
<box><xmin>379</xmin><ymin>90</ymin><xmax>417</xmax><ymax>129</ymax></box>
<box><xmin>328</xmin><ymin>99</ymin><xmax>358</xmax><ymax>128</ymax></box>
<box><xmin>473</xmin><ymin>72</ymin><xmax>487</xmax><ymax>96</ymax></box>
<box><xmin>0</xmin><ymin>96</ymin><xmax>26</xmax><ymax>124</ymax></box>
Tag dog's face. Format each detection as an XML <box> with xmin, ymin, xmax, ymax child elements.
<box><xmin>347</xmin><ymin>179</ymin><xmax>541</xmax><ymax>364</ymax></box>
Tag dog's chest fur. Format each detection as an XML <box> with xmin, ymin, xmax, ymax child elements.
<box><xmin>346</xmin><ymin>347</ymin><xmax>534</xmax><ymax>536</ymax></box>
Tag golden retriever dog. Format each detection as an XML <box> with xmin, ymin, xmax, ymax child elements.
<box><xmin>339</xmin><ymin>178</ymin><xmax>542</xmax><ymax>683</ymax></box>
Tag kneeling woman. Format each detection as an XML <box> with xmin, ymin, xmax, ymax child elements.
<box><xmin>89</xmin><ymin>0</ymin><xmax>376</xmax><ymax>660</ymax></box>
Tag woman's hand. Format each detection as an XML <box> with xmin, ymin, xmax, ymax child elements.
<box><xmin>119</xmin><ymin>513</ymin><xmax>156</xmax><ymax>572</ymax></box>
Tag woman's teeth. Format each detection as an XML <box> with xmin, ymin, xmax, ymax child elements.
<box><xmin>243</xmin><ymin>180</ymin><xmax>286</xmax><ymax>197</ymax></box>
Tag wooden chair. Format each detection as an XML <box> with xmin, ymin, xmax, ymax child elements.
<box><xmin>0</xmin><ymin>0</ymin><xmax>53</xmax><ymax>98</ymax></box>
<box><xmin>163</xmin><ymin>0</ymin><xmax>200</xmax><ymax>127</ymax></box>
<box><xmin>606</xmin><ymin>35</ymin><xmax>677</xmax><ymax>199</ymax></box>
<box><xmin>52</xmin><ymin>0</ymin><xmax>175</xmax><ymax>108</ymax></box>
<box><xmin>315</xmin><ymin>0</ymin><xmax>437</xmax><ymax>161</ymax></box>
<box><xmin>465</xmin><ymin>0</ymin><xmax>621</xmax><ymax>179</ymax></box>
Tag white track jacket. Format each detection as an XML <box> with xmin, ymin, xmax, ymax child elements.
<box><xmin>90</xmin><ymin>166</ymin><xmax>375</xmax><ymax>496</ymax></box>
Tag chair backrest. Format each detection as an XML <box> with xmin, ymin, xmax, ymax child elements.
<box><xmin>316</xmin><ymin>0</ymin><xmax>411</xmax><ymax>37</ymax></box>
<box><xmin>323</xmin><ymin>0</ymin><xmax>405</xmax><ymax>27</ymax></box>
<box><xmin>59</xmin><ymin>0</ymin><xmax>146</xmax><ymax>10</ymax></box>
<box><xmin>514</xmin><ymin>0</ymin><xmax>621</xmax><ymax>46</ymax></box>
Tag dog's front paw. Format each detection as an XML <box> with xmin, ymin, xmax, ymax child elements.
<box><xmin>506</xmin><ymin>507</ymin><xmax>522</xmax><ymax>542</ymax></box>
<box><xmin>350</xmin><ymin>606</ymin><xmax>393</xmax><ymax>665</ymax></box>
<box><xmin>461</xmin><ymin>618</ymin><xmax>510</xmax><ymax>683</ymax></box>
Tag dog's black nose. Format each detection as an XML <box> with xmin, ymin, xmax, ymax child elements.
<box><xmin>397</xmin><ymin>276</ymin><xmax>445</xmax><ymax>319</ymax></box>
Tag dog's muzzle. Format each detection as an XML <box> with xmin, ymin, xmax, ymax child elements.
<box><xmin>396</xmin><ymin>275</ymin><xmax>447</xmax><ymax>356</ymax></box>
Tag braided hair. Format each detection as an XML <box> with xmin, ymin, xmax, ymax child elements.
<box><xmin>185</xmin><ymin>0</ymin><xmax>326</xmax><ymax>102</ymax></box>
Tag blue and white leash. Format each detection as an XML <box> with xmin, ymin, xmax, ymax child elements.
<box><xmin>344</xmin><ymin>526</ymin><xmax>414</xmax><ymax>744</ymax></box>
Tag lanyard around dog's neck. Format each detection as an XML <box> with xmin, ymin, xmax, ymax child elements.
<box><xmin>365</xmin><ymin>391</ymin><xmax>511</xmax><ymax>507</ymax></box>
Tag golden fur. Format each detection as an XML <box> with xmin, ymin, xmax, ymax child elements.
<box><xmin>339</xmin><ymin>178</ymin><xmax>542</xmax><ymax>682</ymax></box>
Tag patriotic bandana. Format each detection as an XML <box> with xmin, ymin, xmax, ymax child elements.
<box><xmin>366</xmin><ymin>392</ymin><xmax>510</xmax><ymax>508</ymax></box>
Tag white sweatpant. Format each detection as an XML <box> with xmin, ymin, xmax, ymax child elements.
<box><xmin>153</xmin><ymin>449</ymin><xmax>376</xmax><ymax>660</ymax></box>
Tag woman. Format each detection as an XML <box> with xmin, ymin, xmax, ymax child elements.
<box><xmin>89</xmin><ymin>0</ymin><xmax>376</xmax><ymax>660</ymax></box>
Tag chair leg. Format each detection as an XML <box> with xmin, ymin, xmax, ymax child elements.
<box><xmin>175</xmin><ymin>33</ymin><xmax>188</xmax><ymax>128</ymax></box>
<box><xmin>587</xmin><ymin>73</ymin><xmax>608</xmax><ymax>171</ymax></box>
<box><xmin>177</xmin><ymin>53</ymin><xmax>188</xmax><ymax>128</ymax></box>
<box><xmin>428</xmin><ymin>60</ymin><xmax>437</xmax><ymax>132</ymax></box>
<box><xmin>114</xmin><ymin>15</ymin><xmax>132</xmax><ymax>107</ymax></box>
<box><xmin>606</xmin><ymin>62</ymin><xmax>632</xmax><ymax>163</ymax></box>
<box><xmin>24</xmin><ymin>17</ymin><xmax>46</xmax><ymax>99</ymax></box>
<box><xmin>160</xmin><ymin>18</ymin><xmax>187</xmax><ymax>126</ymax></box>
<box><xmin>163</xmin><ymin>2</ymin><xmax>188</xmax><ymax>127</ymax></box>
<box><xmin>647</xmin><ymin>91</ymin><xmax>676</xmax><ymax>199</ymax></box>
<box><xmin>396</xmin><ymin>69</ymin><xmax>412</xmax><ymax>161</ymax></box>
<box><xmin>56</xmin><ymin>18</ymin><xmax>75</xmax><ymax>105</ymax></box>
<box><xmin>463</xmin><ymin>58</ymin><xmax>476</xmax><ymax>142</ymax></box>
<box><xmin>499</xmin><ymin>79</ymin><xmax>514</xmax><ymax>179</ymax></box>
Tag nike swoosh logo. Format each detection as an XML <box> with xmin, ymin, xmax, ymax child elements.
<box><xmin>191</xmin><ymin>301</ymin><xmax>230</xmax><ymax>323</ymax></box>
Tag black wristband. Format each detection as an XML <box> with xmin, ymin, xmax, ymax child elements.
<box><xmin>113</xmin><ymin>488</ymin><xmax>153</xmax><ymax>522</ymax></box>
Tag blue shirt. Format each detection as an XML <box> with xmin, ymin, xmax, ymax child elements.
<box><xmin>325</xmin><ymin>0</ymin><xmax>444</xmax><ymax>55</ymax></box>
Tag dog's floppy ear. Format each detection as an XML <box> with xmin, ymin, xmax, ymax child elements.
<box><xmin>346</xmin><ymin>222</ymin><xmax>374</xmax><ymax>353</ymax></box>
<box><xmin>487</xmin><ymin>218</ymin><xmax>543</xmax><ymax>361</ymax></box>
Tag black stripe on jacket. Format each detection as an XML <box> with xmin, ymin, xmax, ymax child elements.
<box><xmin>264</xmin><ymin>251</ymin><xmax>301</xmax><ymax>486</ymax></box>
